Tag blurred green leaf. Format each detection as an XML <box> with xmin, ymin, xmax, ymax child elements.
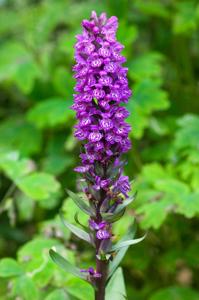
<box><xmin>66</xmin><ymin>277</ymin><xmax>94</xmax><ymax>300</ymax></box>
<box><xmin>17</xmin><ymin>238</ymin><xmax>61</xmax><ymax>287</ymax></box>
<box><xmin>17</xmin><ymin>172</ymin><xmax>60</xmax><ymax>201</ymax></box>
<box><xmin>0</xmin><ymin>41</ymin><xmax>40</xmax><ymax>93</ymax></box>
<box><xmin>137</xmin><ymin>199</ymin><xmax>171</xmax><ymax>229</ymax></box>
<box><xmin>173</xmin><ymin>2</ymin><xmax>199</xmax><ymax>34</ymax></box>
<box><xmin>45</xmin><ymin>289</ymin><xmax>70</xmax><ymax>300</ymax></box>
<box><xmin>27</xmin><ymin>98</ymin><xmax>73</xmax><ymax>129</ymax></box>
<box><xmin>0</xmin><ymin>151</ymin><xmax>34</xmax><ymax>180</ymax></box>
<box><xmin>0</xmin><ymin>118</ymin><xmax>42</xmax><ymax>156</ymax></box>
<box><xmin>150</xmin><ymin>286</ymin><xmax>199</xmax><ymax>300</ymax></box>
<box><xmin>129</xmin><ymin>52</ymin><xmax>164</xmax><ymax>81</ymax></box>
<box><xmin>174</xmin><ymin>114</ymin><xmax>199</xmax><ymax>150</ymax></box>
<box><xmin>175</xmin><ymin>192</ymin><xmax>199</xmax><ymax>218</ymax></box>
<box><xmin>53</xmin><ymin>67</ymin><xmax>75</xmax><ymax>99</ymax></box>
<box><xmin>128</xmin><ymin>79</ymin><xmax>170</xmax><ymax>138</ymax></box>
<box><xmin>42</xmin><ymin>154</ymin><xmax>74</xmax><ymax>176</ymax></box>
<box><xmin>12</xmin><ymin>275</ymin><xmax>39</xmax><ymax>300</ymax></box>
<box><xmin>0</xmin><ymin>258</ymin><xmax>23</xmax><ymax>278</ymax></box>
<box><xmin>134</xmin><ymin>0</ymin><xmax>170</xmax><ymax>18</ymax></box>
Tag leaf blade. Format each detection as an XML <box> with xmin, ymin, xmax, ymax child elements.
<box><xmin>67</xmin><ymin>189</ymin><xmax>94</xmax><ymax>216</ymax></box>
<box><xmin>49</xmin><ymin>249</ymin><xmax>86</xmax><ymax>280</ymax></box>
<box><xmin>111</xmin><ymin>235</ymin><xmax>146</xmax><ymax>252</ymax></box>
<box><xmin>60</xmin><ymin>213</ymin><xmax>93</xmax><ymax>245</ymax></box>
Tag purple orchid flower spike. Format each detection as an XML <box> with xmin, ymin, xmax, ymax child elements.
<box><xmin>49</xmin><ymin>10</ymin><xmax>144</xmax><ymax>300</ymax></box>
<box><xmin>72</xmin><ymin>11</ymin><xmax>133</xmax><ymax>300</ymax></box>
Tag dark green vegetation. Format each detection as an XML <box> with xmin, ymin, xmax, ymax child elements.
<box><xmin>0</xmin><ymin>0</ymin><xmax>199</xmax><ymax>299</ymax></box>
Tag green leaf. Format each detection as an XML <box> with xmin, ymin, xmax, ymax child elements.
<box><xmin>45</xmin><ymin>289</ymin><xmax>70</xmax><ymax>300</ymax></box>
<box><xmin>117</xmin><ymin>21</ymin><xmax>138</xmax><ymax>51</ymax></box>
<box><xmin>16</xmin><ymin>194</ymin><xmax>35</xmax><ymax>222</ymax></box>
<box><xmin>108</xmin><ymin>247</ymin><xmax>129</xmax><ymax>279</ymax></box>
<box><xmin>154</xmin><ymin>178</ymin><xmax>190</xmax><ymax>195</ymax></box>
<box><xmin>111</xmin><ymin>235</ymin><xmax>146</xmax><ymax>252</ymax></box>
<box><xmin>66</xmin><ymin>277</ymin><xmax>94</xmax><ymax>300</ymax></box>
<box><xmin>60</xmin><ymin>213</ymin><xmax>92</xmax><ymax>245</ymax></box>
<box><xmin>110</xmin><ymin>222</ymin><xmax>137</xmax><ymax>259</ymax></box>
<box><xmin>106</xmin><ymin>268</ymin><xmax>126</xmax><ymax>300</ymax></box>
<box><xmin>174</xmin><ymin>115</ymin><xmax>199</xmax><ymax>150</ymax></box>
<box><xmin>17</xmin><ymin>238</ymin><xmax>63</xmax><ymax>287</ymax></box>
<box><xmin>128</xmin><ymin>79</ymin><xmax>170</xmax><ymax>139</ymax></box>
<box><xmin>49</xmin><ymin>249</ymin><xmax>87</xmax><ymax>280</ymax></box>
<box><xmin>0</xmin><ymin>152</ymin><xmax>33</xmax><ymax>180</ymax></box>
<box><xmin>12</xmin><ymin>275</ymin><xmax>39</xmax><ymax>300</ymax></box>
<box><xmin>133</xmin><ymin>79</ymin><xmax>169</xmax><ymax>114</ymax></box>
<box><xmin>62</xmin><ymin>198</ymin><xmax>88</xmax><ymax>226</ymax></box>
<box><xmin>17</xmin><ymin>238</ymin><xmax>60</xmax><ymax>270</ymax></box>
<box><xmin>173</xmin><ymin>2</ymin><xmax>199</xmax><ymax>34</ymax></box>
<box><xmin>27</xmin><ymin>98</ymin><xmax>72</xmax><ymax>129</ymax></box>
<box><xmin>0</xmin><ymin>41</ymin><xmax>40</xmax><ymax>93</ymax></box>
<box><xmin>0</xmin><ymin>258</ymin><xmax>23</xmax><ymax>278</ymax></box>
<box><xmin>17</xmin><ymin>172</ymin><xmax>60</xmax><ymax>201</ymax></box>
<box><xmin>13</xmin><ymin>60</ymin><xmax>41</xmax><ymax>93</ymax></box>
<box><xmin>0</xmin><ymin>9</ymin><xmax>20</xmax><ymax>35</ymax></box>
<box><xmin>109</xmin><ymin>223</ymin><xmax>137</xmax><ymax>279</ymax></box>
<box><xmin>129</xmin><ymin>52</ymin><xmax>164</xmax><ymax>81</ymax></box>
<box><xmin>137</xmin><ymin>199</ymin><xmax>171</xmax><ymax>229</ymax></box>
<box><xmin>102</xmin><ymin>209</ymin><xmax>125</xmax><ymax>223</ymax></box>
<box><xmin>140</xmin><ymin>163</ymin><xmax>170</xmax><ymax>183</ymax></box>
<box><xmin>114</xmin><ymin>194</ymin><xmax>136</xmax><ymax>214</ymax></box>
<box><xmin>53</xmin><ymin>67</ymin><xmax>75</xmax><ymax>99</ymax></box>
<box><xmin>149</xmin><ymin>285</ymin><xmax>199</xmax><ymax>300</ymax></box>
<box><xmin>134</xmin><ymin>0</ymin><xmax>170</xmax><ymax>18</ymax></box>
<box><xmin>67</xmin><ymin>190</ymin><xmax>94</xmax><ymax>216</ymax></box>
<box><xmin>175</xmin><ymin>192</ymin><xmax>199</xmax><ymax>218</ymax></box>
<box><xmin>0</xmin><ymin>118</ymin><xmax>42</xmax><ymax>156</ymax></box>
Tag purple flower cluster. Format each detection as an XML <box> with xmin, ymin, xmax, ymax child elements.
<box><xmin>72</xmin><ymin>11</ymin><xmax>131</xmax><ymax>193</ymax></box>
<box><xmin>72</xmin><ymin>11</ymin><xmax>132</xmax><ymax>250</ymax></box>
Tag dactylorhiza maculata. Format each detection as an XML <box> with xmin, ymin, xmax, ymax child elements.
<box><xmin>73</xmin><ymin>9</ymin><xmax>131</xmax><ymax>295</ymax></box>
<box><xmin>50</xmin><ymin>11</ymin><xmax>144</xmax><ymax>300</ymax></box>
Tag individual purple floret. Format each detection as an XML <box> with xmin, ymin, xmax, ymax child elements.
<box><xmin>89</xmin><ymin>219</ymin><xmax>107</xmax><ymax>230</ymax></box>
<box><xmin>96</xmin><ymin>229</ymin><xmax>111</xmax><ymax>240</ymax></box>
<box><xmin>81</xmin><ymin>267</ymin><xmax>102</xmax><ymax>278</ymax></box>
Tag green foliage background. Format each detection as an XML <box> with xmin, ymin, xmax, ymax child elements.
<box><xmin>0</xmin><ymin>0</ymin><xmax>199</xmax><ymax>299</ymax></box>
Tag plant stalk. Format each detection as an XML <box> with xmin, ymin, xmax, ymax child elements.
<box><xmin>95</xmin><ymin>258</ymin><xmax>108</xmax><ymax>300</ymax></box>
<box><xmin>94</xmin><ymin>185</ymin><xmax>108</xmax><ymax>300</ymax></box>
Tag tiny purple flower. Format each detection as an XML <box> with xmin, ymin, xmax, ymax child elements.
<box><xmin>81</xmin><ymin>267</ymin><xmax>102</xmax><ymax>278</ymax></box>
<box><xmin>88</xmin><ymin>132</ymin><xmax>103</xmax><ymax>142</ymax></box>
<box><xmin>91</xmin><ymin>58</ymin><xmax>103</xmax><ymax>68</ymax></box>
<box><xmin>96</xmin><ymin>229</ymin><xmax>111</xmax><ymax>240</ymax></box>
<box><xmin>100</xmin><ymin>119</ymin><xmax>113</xmax><ymax>131</ymax></box>
<box><xmin>74</xmin><ymin>165</ymin><xmax>90</xmax><ymax>173</ymax></box>
<box><xmin>89</xmin><ymin>219</ymin><xmax>107</xmax><ymax>230</ymax></box>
